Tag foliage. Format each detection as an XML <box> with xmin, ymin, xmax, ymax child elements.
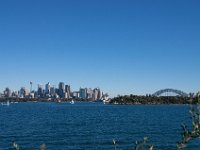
<box><xmin>134</xmin><ymin>137</ymin><xmax>153</xmax><ymax>150</ymax></box>
<box><xmin>112</xmin><ymin>137</ymin><xmax>153</xmax><ymax>150</ymax></box>
<box><xmin>40</xmin><ymin>144</ymin><xmax>46</xmax><ymax>150</ymax></box>
<box><xmin>110</xmin><ymin>95</ymin><xmax>194</xmax><ymax>105</ymax></box>
<box><xmin>13</xmin><ymin>142</ymin><xmax>19</xmax><ymax>150</ymax></box>
<box><xmin>176</xmin><ymin>93</ymin><xmax>200</xmax><ymax>149</ymax></box>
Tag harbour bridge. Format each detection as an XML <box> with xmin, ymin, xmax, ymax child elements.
<box><xmin>152</xmin><ymin>88</ymin><xmax>189</xmax><ymax>97</ymax></box>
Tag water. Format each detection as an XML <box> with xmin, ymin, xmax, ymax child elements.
<box><xmin>0</xmin><ymin>102</ymin><xmax>199</xmax><ymax>150</ymax></box>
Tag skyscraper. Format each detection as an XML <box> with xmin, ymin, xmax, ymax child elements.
<box><xmin>97</xmin><ymin>88</ymin><xmax>102</xmax><ymax>99</ymax></box>
<box><xmin>87</xmin><ymin>88</ymin><xmax>93</xmax><ymax>100</ymax></box>
<box><xmin>4</xmin><ymin>87</ymin><xmax>11</xmax><ymax>98</ymax></box>
<box><xmin>19</xmin><ymin>87</ymin><xmax>29</xmax><ymax>98</ymax></box>
<box><xmin>37</xmin><ymin>84</ymin><xmax>43</xmax><ymax>98</ymax></box>
<box><xmin>79</xmin><ymin>88</ymin><xmax>87</xmax><ymax>99</ymax></box>
<box><xmin>65</xmin><ymin>85</ymin><xmax>71</xmax><ymax>98</ymax></box>
<box><xmin>58</xmin><ymin>82</ymin><xmax>65</xmax><ymax>98</ymax></box>
<box><xmin>50</xmin><ymin>86</ymin><xmax>56</xmax><ymax>97</ymax></box>
<box><xmin>45</xmin><ymin>82</ymin><xmax>51</xmax><ymax>95</ymax></box>
<box><xmin>93</xmin><ymin>88</ymin><xmax>101</xmax><ymax>100</ymax></box>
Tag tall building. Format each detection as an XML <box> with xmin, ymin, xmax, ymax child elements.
<box><xmin>87</xmin><ymin>88</ymin><xmax>93</xmax><ymax>99</ymax></box>
<box><xmin>4</xmin><ymin>87</ymin><xmax>11</xmax><ymax>97</ymax></box>
<box><xmin>45</xmin><ymin>82</ymin><xmax>51</xmax><ymax>95</ymax></box>
<box><xmin>93</xmin><ymin>88</ymin><xmax>101</xmax><ymax>100</ymax></box>
<box><xmin>58</xmin><ymin>82</ymin><xmax>65</xmax><ymax>98</ymax></box>
<box><xmin>50</xmin><ymin>86</ymin><xmax>56</xmax><ymax>97</ymax></box>
<box><xmin>65</xmin><ymin>85</ymin><xmax>71</xmax><ymax>98</ymax></box>
<box><xmin>37</xmin><ymin>84</ymin><xmax>43</xmax><ymax>98</ymax></box>
<box><xmin>79</xmin><ymin>88</ymin><xmax>87</xmax><ymax>99</ymax></box>
<box><xmin>97</xmin><ymin>88</ymin><xmax>102</xmax><ymax>99</ymax></box>
<box><xmin>72</xmin><ymin>91</ymin><xmax>79</xmax><ymax>98</ymax></box>
<box><xmin>19</xmin><ymin>87</ymin><xmax>29</xmax><ymax>98</ymax></box>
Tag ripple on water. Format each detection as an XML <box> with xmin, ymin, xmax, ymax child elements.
<box><xmin>0</xmin><ymin>102</ymin><xmax>198</xmax><ymax>149</ymax></box>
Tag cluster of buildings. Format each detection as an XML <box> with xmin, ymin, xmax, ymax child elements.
<box><xmin>0</xmin><ymin>82</ymin><xmax>109</xmax><ymax>101</ymax></box>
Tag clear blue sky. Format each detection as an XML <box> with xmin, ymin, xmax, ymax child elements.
<box><xmin>0</xmin><ymin>0</ymin><xmax>200</xmax><ymax>97</ymax></box>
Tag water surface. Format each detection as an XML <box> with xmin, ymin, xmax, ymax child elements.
<box><xmin>0</xmin><ymin>102</ymin><xmax>199</xmax><ymax>149</ymax></box>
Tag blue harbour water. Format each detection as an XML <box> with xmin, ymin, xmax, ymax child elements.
<box><xmin>0</xmin><ymin>102</ymin><xmax>200</xmax><ymax>150</ymax></box>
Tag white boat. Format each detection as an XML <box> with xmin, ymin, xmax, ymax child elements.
<box><xmin>1</xmin><ymin>101</ymin><xmax>10</xmax><ymax>106</ymax></box>
<box><xmin>70</xmin><ymin>100</ymin><xmax>74</xmax><ymax>104</ymax></box>
<box><xmin>103</xmin><ymin>99</ymin><xmax>106</xmax><ymax>104</ymax></box>
<box><xmin>57</xmin><ymin>99</ymin><xmax>61</xmax><ymax>103</ymax></box>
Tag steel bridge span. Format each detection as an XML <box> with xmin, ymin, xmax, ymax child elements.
<box><xmin>152</xmin><ymin>88</ymin><xmax>188</xmax><ymax>97</ymax></box>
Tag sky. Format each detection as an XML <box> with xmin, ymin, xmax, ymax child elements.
<box><xmin>0</xmin><ymin>0</ymin><xmax>200</xmax><ymax>97</ymax></box>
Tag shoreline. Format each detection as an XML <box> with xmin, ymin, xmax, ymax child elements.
<box><xmin>0</xmin><ymin>97</ymin><xmax>91</xmax><ymax>103</ymax></box>
<box><xmin>0</xmin><ymin>96</ymin><xmax>196</xmax><ymax>105</ymax></box>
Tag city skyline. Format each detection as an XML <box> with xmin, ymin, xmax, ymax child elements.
<box><xmin>0</xmin><ymin>80</ymin><xmax>196</xmax><ymax>98</ymax></box>
<box><xmin>0</xmin><ymin>81</ymin><xmax>104</xmax><ymax>93</ymax></box>
<box><xmin>1</xmin><ymin>81</ymin><xmax>105</xmax><ymax>100</ymax></box>
<box><xmin>0</xmin><ymin>0</ymin><xmax>200</xmax><ymax>97</ymax></box>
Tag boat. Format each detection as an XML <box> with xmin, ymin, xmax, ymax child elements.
<box><xmin>70</xmin><ymin>100</ymin><xmax>74</xmax><ymax>104</ymax></box>
<box><xmin>57</xmin><ymin>99</ymin><xmax>61</xmax><ymax>103</ymax></box>
<box><xmin>1</xmin><ymin>101</ymin><xmax>10</xmax><ymax>106</ymax></box>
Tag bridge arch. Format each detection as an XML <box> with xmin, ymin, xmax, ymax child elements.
<box><xmin>152</xmin><ymin>88</ymin><xmax>188</xmax><ymax>97</ymax></box>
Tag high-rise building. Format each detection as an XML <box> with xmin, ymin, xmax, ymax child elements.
<box><xmin>97</xmin><ymin>88</ymin><xmax>102</xmax><ymax>99</ymax></box>
<box><xmin>72</xmin><ymin>91</ymin><xmax>79</xmax><ymax>98</ymax></box>
<box><xmin>79</xmin><ymin>88</ymin><xmax>87</xmax><ymax>99</ymax></box>
<box><xmin>4</xmin><ymin>87</ymin><xmax>11</xmax><ymax>97</ymax></box>
<box><xmin>50</xmin><ymin>86</ymin><xmax>56</xmax><ymax>96</ymax></box>
<box><xmin>93</xmin><ymin>88</ymin><xmax>101</xmax><ymax>100</ymax></box>
<box><xmin>87</xmin><ymin>88</ymin><xmax>93</xmax><ymax>99</ymax></box>
<box><xmin>65</xmin><ymin>85</ymin><xmax>71</xmax><ymax>98</ymax></box>
<box><xmin>37</xmin><ymin>84</ymin><xmax>43</xmax><ymax>98</ymax></box>
<box><xmin>93</xmin><ymin>88</ymin><xmax>98</xmax><ymax>100</ymax></box>
<box><xmin>45</xmin><ymin>82</ymin><xmax>51</xmax><ymax>95</ymax></box>
<box><xmin>58</xmin><ymin>82</ymin><xmax>65</xmax><ymax>98</ymax></box>
<box><xmin>19</xmin><ymin>87</ymin><xmax>29</xmax><ymax>98</ymax></box>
